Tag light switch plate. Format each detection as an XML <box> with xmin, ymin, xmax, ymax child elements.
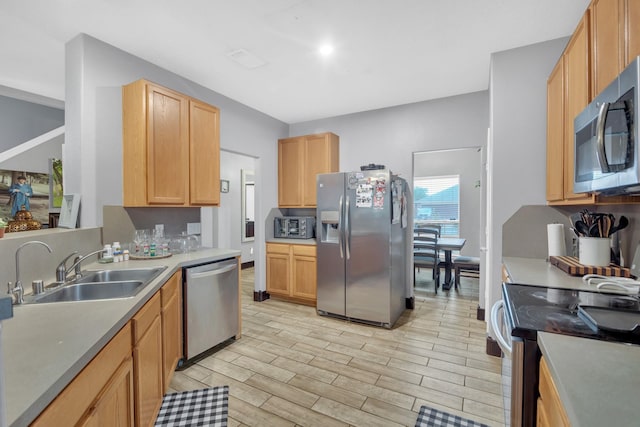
<box><xmin>187</xmin><ymin>222</ymin><xmax>201</xmax><ymax>235</ymax></box>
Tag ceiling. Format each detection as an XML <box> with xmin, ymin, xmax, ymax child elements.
<box><xmin>0</xmin><ymin>0</ymin><xmax>590</xmax><ymax>123</ymax></box>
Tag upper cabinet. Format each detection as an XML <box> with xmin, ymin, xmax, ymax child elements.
<box><xmin>546</xmin><ymin>1</ymin><xmax>640</xmax><ymax>205</ymax></box>
<box><xmin>278</xmin><ymin>132</ymin><xmax>339</xmax><ymax>208</ymax></box>
<box><xmin>122</xmin><ymin>79</ymin><xmax>220</xmax><ymax>207</ymax></box>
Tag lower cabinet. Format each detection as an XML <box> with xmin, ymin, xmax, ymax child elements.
<box><xmin>132</xmin><ymin>293</ymin><xmax>164</xmax><ymax>427</ymax></box>
<box><xmin>266</xmin><ymin>243</ymin><xmax>317</xmax><ymax>305</ymax></box>
<box><xmin>537</xmin><ymin>356</ymin><xmax>570</xmax><ymax>427</ymax></box>
<box><xmin>32</xmin><ymin>323</ymin><xmax>135</xmax><ymax>426</ymax></box>
<box><xmin>31</xmin><ymin>274</ymin><xmax>184</xmax><ymax>426</ymax></box>
<box><xmin>161</xmin><ymin>271</ymin><xmax>183</xmax><ymax>392</ymax></box>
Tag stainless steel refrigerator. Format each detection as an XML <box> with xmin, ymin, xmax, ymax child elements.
<box><xmin>316</xmin><ymin>170</ymin><xmax>408</xmax><ymax>328</ymax></box>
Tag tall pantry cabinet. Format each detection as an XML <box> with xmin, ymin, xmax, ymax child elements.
<box><xmin>122</xmin><ymin>79</ymin><xmax>220</xmax><ymax>207</ymax></box>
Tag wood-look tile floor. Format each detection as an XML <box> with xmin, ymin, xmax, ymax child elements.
<box><xmin>169</xmin><ymin>267</ymin><xmax>504</xmax><ymax>427</ymax></box>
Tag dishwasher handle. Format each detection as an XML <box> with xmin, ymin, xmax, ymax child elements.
<box><xmin>189</xmin><ymin>264</ymin><xmax>237</xmax><ymax>279</ymax></box>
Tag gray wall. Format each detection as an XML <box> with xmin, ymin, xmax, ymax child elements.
<box><xmin>488</xmin><ymin>37</ymin><xmax>569</xmax><ymax>313</ymax></box>
<box><xmin>0</xmin><ymin>95</ymin><xmax>64</xmax><ymax>152</ymax></box>
<box><xmin>64</xmin><ymin>34</ymin><xmax>288</xmax><ymax>292</ymax></box>
<box><xmin>290</xmin><ymin>91</ymin><xmax>489</xmax><ymax>184</ymax></box>
<box><xmin>414</xmin><ymin>148</ymin><xmax>482</xmax><ymax>257</ymax></box>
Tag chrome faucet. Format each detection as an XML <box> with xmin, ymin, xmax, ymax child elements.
<box><xmin>8</xmin><ymin>241</ymin><xmax>53</xmax><ymax>305</ymax></box>
<box><xmin>56</xmin><ymin>249</ymin><xmax>105</xmax><ymax>283</ymax></box>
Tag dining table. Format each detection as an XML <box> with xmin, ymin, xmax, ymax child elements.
<box><xmin>414</xmin><ymin>237</ymin><xmax>466</xmax><ymax>291</ymax></box>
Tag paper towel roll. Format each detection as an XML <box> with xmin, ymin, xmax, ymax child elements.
<box><xmin>547</xmin><ymin>224</ymin><xmax>566</xmax><ymax>257</ymax></box>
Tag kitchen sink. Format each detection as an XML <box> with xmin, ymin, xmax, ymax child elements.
<box><xmin>32</xmin><ymin>281</ymin><xmax>146</xmax><ymax>303</ymax></box>
<box><xmin>75</xmin><ymin>267</ymin><xmax>167</xmax><ymax>284</ymax></box>
<box><xmin>28</xmin><ymin>266</ymin><xmax>167</xmax><ymax>304</ymax></box>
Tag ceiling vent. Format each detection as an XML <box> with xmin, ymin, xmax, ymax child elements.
<box><xmin>226</xmin><ymin>49</ymin><xmax>267</xmax><ymax>69</ymax></box>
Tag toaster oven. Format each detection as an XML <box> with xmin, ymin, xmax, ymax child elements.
<box><xmin>274</xmin><ymin>216</ymin><xmax>315</xmax><ymax>239</ymax></box>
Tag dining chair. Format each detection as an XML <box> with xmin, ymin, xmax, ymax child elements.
<box><xmin>413</xmin><ymin>228</ymin><xmax>440</xmax><ymax>293</ymax></box>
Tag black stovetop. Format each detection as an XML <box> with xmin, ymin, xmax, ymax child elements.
<box><xmin>503</xmin><ymin>283</ymin><xmax>640</xmax><ymax>344</ymax></box>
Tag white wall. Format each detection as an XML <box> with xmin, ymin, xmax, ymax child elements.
<box><xmin>216</xmin><ymin>150</ymin><xmax>256</xmax><ymax>263</ymax></box>
<box><xmin>64</xmin><ymin>34</ymin><xmax>288</xmax><ymax>292</ymax></box>
<box><xmin>487</xmin><ymin>37</ymin><xmax>569</xmax><ymax>315</ymax></box>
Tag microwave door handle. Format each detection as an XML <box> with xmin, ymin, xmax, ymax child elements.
<box><xmin>596</xmin><ymin>101</ymin><xmax>611</xmax><ymax>173</ymax></box>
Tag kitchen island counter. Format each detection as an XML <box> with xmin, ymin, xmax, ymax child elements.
<box><xmin>3</xmin><ymin>247</ymin><xmax>240</xmax><ymax>427</ymax></box>
<box><xmin>503</xmin><ymin>256</ymin><xmax>596</xmax><ymax>291</ymax></box>
<box><xmin>538</xmin><ymin>332</ymin><xmax>640</xmax><ymax>427</ymax></box>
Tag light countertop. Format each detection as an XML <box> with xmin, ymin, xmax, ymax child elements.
<box><xmin>266</xmin><ymin>237</ymin><xmax>317</xmax><ymax>245</ymax></box>
<box><xmin>502</xmin><ymin>256</ymin><xmax>600</xmax><ymax>292</ymax></box>
<box><xmin>537</xmin><ymin>332</ymin><xmax>640</xmax><ymax>427</ymax></box>
<box><xmin>3</xmin><ymin>247</ymin><xmax>240</xmax><ymax>427</ymax></box>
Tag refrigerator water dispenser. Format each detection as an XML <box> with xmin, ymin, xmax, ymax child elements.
<box><xmin>320</xmin><ymin>210</ymin><xmax>340</xmax><ymax>243</ymax></box>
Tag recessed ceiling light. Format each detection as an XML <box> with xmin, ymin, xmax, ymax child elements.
<box><xmin>319</xmin><ymin>44</ymin><xmax>334</xmax><ymax>56</ymax></box>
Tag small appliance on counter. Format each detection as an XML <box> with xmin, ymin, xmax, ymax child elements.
<box><xmin>274</xmin><ymin>216</ymin><xmax>315</xmax><ymax>239</ymax></box>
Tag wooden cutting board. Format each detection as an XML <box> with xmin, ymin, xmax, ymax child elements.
<box><xmin>549</xmin><ymin>256</ymin><xmax>632</xmax><ymax>277</ymax></box>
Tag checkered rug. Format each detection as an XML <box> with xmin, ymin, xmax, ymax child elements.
<box><xmin>415</xmin><ymin>405</ymin><xmax>488</xmax><ymax>427</ymax></box>
<box><xmin>155</xmin><ymin>386</ymin><xmax>229</xmax><ymax>426</ymax></box>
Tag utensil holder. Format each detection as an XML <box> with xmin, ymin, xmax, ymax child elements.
<box><xmin>579</xmin><ymin>237</ymin><xmax>611</xmax><ymax>266</ymax></box>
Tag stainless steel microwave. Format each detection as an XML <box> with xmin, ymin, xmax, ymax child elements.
<box><xmin>574</xmin><ymin>56</ymin><xmax>640</xmax><ymax>195</ymax></box>
<box><xmin>274</xmin><ymin>216</ymin><xmax>315</xmax><ymax>239</ymax></box>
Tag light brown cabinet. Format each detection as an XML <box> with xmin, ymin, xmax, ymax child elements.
<box><xmin>161</xmin><ymin>271</ymin><xmax>182</xmax><ymax>392</ymax></box>
<box><xmin>278</xmin><ymin>132</ymin><xmax>339</xmax><ymax>207</ymax></box>
<box><xmin>547</xmin><ymin>1</ymin><xmax>640</xmax><ymax>205</ymax></box>
<box><xmin>537</xmin><ymin>357</ymin><xmax>571</xmax><ymax>427</ymax></box>
<box><xmin>32</xmin><ymin>323</ymin><xmax>135</xmax><ymax>427</ymax></box>
<box><xmin>266</xmin><ymin>243</ymin><xmax>317</xmax><ymax>305</ymax></box>
<box><xmin>123</xmin><ymin>79</ymin><xmax>220</xmax><ymax>207</ymax></box>
<box><xmin>132</xmin><ymin>293</ymin><xmax>164</xmax><ymax>427</ymax></box>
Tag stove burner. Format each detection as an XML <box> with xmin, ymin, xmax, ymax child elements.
<box><xmin>610</xmin><ymin>296</ymin><xmax>639</xmax><ymax>309</ymax></box>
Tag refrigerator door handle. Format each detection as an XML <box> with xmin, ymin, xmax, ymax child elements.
<box><xmin>338</xmin><ymin>195</ymin><xmax>344</xmax><ymax>259</ymax></box>
<box><xmin>345</xmin><ymin>195</ymin><xmax>351</xmax><ymax>260</ymax></box>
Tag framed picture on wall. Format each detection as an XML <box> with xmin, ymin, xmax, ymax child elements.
<box><xmin>58</xmin><ymin>194</ymin><xmax>81</xmax><ymax>228</ymax></box>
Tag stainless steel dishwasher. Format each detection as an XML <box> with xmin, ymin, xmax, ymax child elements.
<box><xmin>181</xmin><ymin>258</ymin><xmax>239</xmax><ymax>365</ymax></box>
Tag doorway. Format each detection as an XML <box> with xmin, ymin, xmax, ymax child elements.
<box><xmin>412</xmin><ymin>147</ymin><xmax>483</xmax><ymax>301</ymax></box>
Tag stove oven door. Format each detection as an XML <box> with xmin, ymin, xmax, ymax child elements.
<box><xmin>491</xmin><ymin>300</ymin><xmax>524</xmax><ymax>427</ymax></box>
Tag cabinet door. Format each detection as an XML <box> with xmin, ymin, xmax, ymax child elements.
<box><xmin>278</xmin><ymin>137</ymin><xmax>303</xmax><ymax>207</ymax></box>
<box><xmin>266</xmin><ymin>244</ymin><xmax>291</xmax><ymax>296</ymax></box>
<box><xmin>190</xmin><ymin>100</ymin><xmax>220</xmax><ymax>205</ymax></box>
<box><xmin>146</xmin><ymin>83</ymin><xmax>190</xmax><ymax>205</ymax></box>
<box><xmin>291</xmin><ymin>245</ymin><xmax>317</xmax><ymax>300</ymax></box>
<box><xmin>80</xmin><ymin>358</ymin><xmax>134</xmax><ymax>427</ymax></box>
<box><xmin>591</xmin><ymin>0</ymin><xmax>624</xmax><ymax>96</ymax></box>
<box><xmin>563</xmin><ymin>14</ymin><xmax>593</xmax><ymax>201</ymax></box>
<box><xmin>133</xmin><ymin>294</ymin><xmax>164</xmax><ymax>427</ymax></box>
<box><xmin>161</xmin><ymin>272</ymin><xmax>183</xmax><ymax>392</ymax></box>
<box><xmin>626</xmin><ymin>0</ymin><xmax>640</xmax><ymax>66</ymax></box>
<box><xmin>546</xmin><ymin>59</ymin><xmax>565</xmax><ymax>202</ymax></box>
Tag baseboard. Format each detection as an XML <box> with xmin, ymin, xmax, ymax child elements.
<box><xmin>406</xmin><ymin>297</ymin><xmax>415</xmax><ymax>309</ymax></box>
<box><xmin>241</xmin><ymin>261</ymin><xmax>255</xmax><ymax>270</ymax></box>
<box><xmin>253</xmin><ymin>290</ymin><xmax>270</xmax><ymax>302</ymax></box>
<box><xmin>476</xmin><ymin>305</ymin><xmax>485</xmax><ymax>321</ymax></box>
<box><xmin>486</xmin><ymin>336</ymin><xmax>502</xmax><ymax>357</ymax></box>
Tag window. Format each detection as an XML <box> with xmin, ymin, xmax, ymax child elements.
<box><xmin>414</xmin><ymin>175</ymin><xmax>460</xmax><ymax>237</ymax></box>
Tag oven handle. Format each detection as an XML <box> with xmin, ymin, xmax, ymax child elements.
<box><xmin>490</xmin><ymin>299</ymin><xmax>512</xmax><ymax>355</ymax></box>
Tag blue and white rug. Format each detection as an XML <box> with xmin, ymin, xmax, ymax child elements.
<box><xmin>155</xmin><ymin>386</ymin><xmax>229</xmax><ymax>426</ymax></box>
<box><xmin>415</xmin><ymin>405</ymin><xmax>489</xmax><ymax>427</ymax></box>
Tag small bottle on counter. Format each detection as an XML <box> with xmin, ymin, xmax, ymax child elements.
<box><xmin>123</xmin><ymin>249</ymin><xmax>130</xmax><ymax>261</ymax></box>
<box><xmin>103</xmin><ymin>244</ymin><xmax>113</xmax><ymax>262</ymax></box>
<box><xmin>113</xmin><ymin>241</ymin><xmax>122</xmax><ymax>262</ymax></box>
<box><xmin>150</xmin><ymin>242</ymin><xmax>156</xmax><ymax>257</ymax></box>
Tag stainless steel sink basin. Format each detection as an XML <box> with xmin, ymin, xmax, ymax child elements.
<box><xmin>76</xmin><ymin>267</ymin><xmax>166</xmax><ymax>284</ymax></box>
<box><xmin>33</xmin><ymin>281</ymin><xmax>146</xmax><ymax>303</ymax></box>
<box><xmin>28</xmin><ymin>266</ymin><xmax>167</xmax><ymax>304</ymax></box>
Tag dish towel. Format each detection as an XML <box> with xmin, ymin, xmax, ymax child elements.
<box><xmin>154</xmin><ymin>386</ymin><xmax>229</xmax><ymax>426</ymax></box>
<box><xmin>415</xmin><ymin>405</ymin><xmax>489</xmax><ymax>427</ymax></box>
